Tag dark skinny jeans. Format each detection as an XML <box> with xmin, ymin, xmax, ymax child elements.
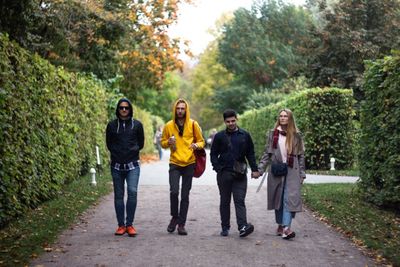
<box><xmin>217</xmin><ymin>170</ymin><xmax>248</xmax><ymax>230</ymax></box>
<box><xmin>169</xmin><ymin>163</ymin><xmax>195</xmax><ymax>225</ymax></box>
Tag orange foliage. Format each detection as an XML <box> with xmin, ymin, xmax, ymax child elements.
<box><xmin>118</xmin><ymin>0</ymin><xmax>192</xmax><ymax>93</ymax></box>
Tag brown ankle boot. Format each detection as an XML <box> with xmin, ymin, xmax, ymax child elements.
<box><xmin>177</xmin><ymin>224</ymin><xmax>187</xmax><ymax>235</ymax></box>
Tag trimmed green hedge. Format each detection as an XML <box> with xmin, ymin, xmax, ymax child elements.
<box><xmin>239</xmin><ymin>88</ymin><xmax>355</xmax><ymax>170</ymax></box>
<box><xmin>0</xmin><ymin>34</ymin><xmax>111</xmax><ymax>227</ymax></box>
<box><xmin>135</xmin><ymin>107</ymin><xmax>156</xmax><ymax>155</ymax></box>
<box><xmin>0</xmin><ymin>34</ymin><xmax>157</xmax><ymax>227</ymax></box>
<box><xmin>358</xmin><ymin>52</ymin><xmax>400</xmax><ymax>209</ymax></box>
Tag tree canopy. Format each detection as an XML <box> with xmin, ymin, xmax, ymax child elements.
<box><xmin>218</xmin><ymin>0</ymin><xmax>314</xmax><ymax>89</ymax></box>
<box><xmin>305</xmin><ymin>0</ymin><xmax>400</xmax><ymax>99</ymax></box>
<box><xmin>0</xmin><ymin>0</ymin><xmax>191</xmax><ymax>98</ymax></box>
<box><xmin>190</xmin><ymin>14</ymin><xmax>234</xmax><ymax>129</ymax></box>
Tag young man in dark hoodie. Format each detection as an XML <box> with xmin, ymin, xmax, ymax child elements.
<box><xmin>106</xmin><ymin>98</ymin><xmax>145</xmax><ymax>236</ymax></box>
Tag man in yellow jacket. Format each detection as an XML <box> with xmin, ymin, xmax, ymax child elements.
<box><xmin>161</xmin><ymin>99</ymin><xmax>205</xmax><ymax>235</ymax></box>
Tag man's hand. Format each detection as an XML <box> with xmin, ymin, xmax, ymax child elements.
<box><xmin>168</xmin><ymin>137</ymin><xmax>176</xmax><ymax>145</ymax></box>
<box><xmin>251</xmin><ymin>171</ymin><xmax>261</xmax><ymax>179</ymax></box>
<box><xmin>190</xmin><ymin>143</ymin><xmax>198</xmax><ymax>150</ymax></box>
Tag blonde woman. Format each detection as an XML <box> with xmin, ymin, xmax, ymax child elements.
<box><xmin>258</xmin><ymin>109</ymin><xmax>306</xmax><ymax>239</ymax></box>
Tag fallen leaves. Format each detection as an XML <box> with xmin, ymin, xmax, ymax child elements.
<box><xmin>351</xmin><ymin>237</ymin><xmax>365</xmax><ymax>247</ymax></box>
<box><xmin>43</xmin><ymin>247</ymin><xmax>53</xmax><ymax>252</ymax></box>
<box><xmin>140</xmin><ymin>154</ymin><xmax>159</xmax><ymax>163</ymax></box>
<box><xmin>304</xmin><ymin>184</ymin><xmax>399</xmax><ymax>266</ymax></box>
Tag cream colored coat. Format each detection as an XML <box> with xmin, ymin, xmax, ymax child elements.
<box><xmin>258</xmin><ymin>130</ymin><xmax>306</xmax><ymax>212</ymax></box>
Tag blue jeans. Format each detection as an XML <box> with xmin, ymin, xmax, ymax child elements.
<box><xmin>275</xmin><ymin>178</ymin><xmax>295</xmax><ymax>227</ymax></box>
<box><xmin>156</xmin><ymin>143</ymin><xmax>162</xmax><ymax>160</ymax></box>
<box><xmin>111</xmin><ymin>167</ymin><xmax>140</xmax><ymax>227</ymax></box>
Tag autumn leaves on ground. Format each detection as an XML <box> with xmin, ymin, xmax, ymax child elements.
<box><xmin>303</xmin><ymin>184</ymin><xmax>400</xmax><ymax>266</ymax></box>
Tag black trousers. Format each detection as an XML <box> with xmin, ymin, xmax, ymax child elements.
<box><xmin>169</xmin><ymin>163</ymin><xmax>195</xmax><ymax>225</ymax></box>
<box><xmin>217</xmin><ymin>170</ymin><xmax>248</xmax><ymax>230</ymax></box>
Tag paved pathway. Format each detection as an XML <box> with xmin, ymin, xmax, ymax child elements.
<box><xmin>139</xmin><ymin>150</ymin><xmax>359</xmax><ymax>186</ymax></box>
<box><xmin>31</xmin><ymin>150</ymin><xmax>375</xmax><ymax>267</ymax></box>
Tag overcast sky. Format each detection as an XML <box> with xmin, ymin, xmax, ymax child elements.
<box><xmin>169</xmin><ymin>0</ymin><xmax>306</xmax><ymax>59</ymax></box>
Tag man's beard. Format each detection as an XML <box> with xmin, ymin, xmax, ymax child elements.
<box><xmin>227</xmin><ymin>125</ymin><xmax>237</xmax><ymax>131</ymax></box>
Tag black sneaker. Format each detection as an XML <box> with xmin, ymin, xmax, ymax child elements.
<box><xmin>177</xmin><ymin>224</ymin><xmax>187</xmax><ymax>235</ymax></box>
<box><xmin>167</xmin><ymin>217</ymin><xmax>178</xmax><ymax>233</ymax></box>
<box><xmin>220</xmin><ymin>227</ymin><xmax>229</xmax><ymax>236</ymax></box>
<box><xmin>239</xmin><ymin>223</ymin><xmax>254</xmax><ymax>237</ymax></box>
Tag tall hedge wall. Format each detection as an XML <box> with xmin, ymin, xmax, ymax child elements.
<box><xmin>0</xmin><ymin>34</ymin><xmax>157</xmax><ymax>227</ymax></box>
<box><xmin>0</xmin><ymin>34</ymin><xmax>111</xmax><ymax>226</ymax></box>
<box><xmin>358</xmin><ymin>52</ymin><xmax>400</xmax><ymax>209</ymax></box>
<box><xmin>239</xmin><ymin>88</ymin><xmax>355</xmax><ymax>170</ymax></box>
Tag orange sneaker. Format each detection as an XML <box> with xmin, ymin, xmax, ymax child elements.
<box><xmin>126</xmin><ymin>226</ymin><xmax>137</xmax><ymax>237</ymax></box>
<box><xmin>115</xmin><ymin>226</ymin><xmax>126</xmax><ymax>235</ymax></box>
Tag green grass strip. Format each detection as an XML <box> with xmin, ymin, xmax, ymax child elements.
<box><xmin>0</xmin><ymin>171</ymin><xmax>112</xmax><ymax>267</ymax></box>
<box><xmin>306</xmin><ymin>169</ymin><xmax>359</xmax><ymax>176</ymax></box>
<box><xmin>303</xmin><ymin>183</ymin><xmax>400</xmax><ymax>266</ymax></box>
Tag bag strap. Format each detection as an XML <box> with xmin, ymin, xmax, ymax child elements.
<box><xmin>192</xmin><ymin>120</ymin><xmax>197</xmax><ymax>143</ymax></box>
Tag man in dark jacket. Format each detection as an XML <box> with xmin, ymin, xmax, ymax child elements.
<box><xmin>106</xmin><ymin>98</ymin><xmax>144</xmax><ymax>237</ymax></box>
<box><xmin>210</xmin><ymin>109</ymin><xmax>260</xmax><ymax>237</ymax></box>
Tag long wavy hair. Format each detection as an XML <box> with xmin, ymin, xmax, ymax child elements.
<box><xmin>274</xmin><ymin>108</ymin><xmax>299</xmax><ymax>153</ymax></box>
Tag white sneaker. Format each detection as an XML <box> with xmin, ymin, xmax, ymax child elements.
<box><xmin>282</xmin><ymin>227</ymin><xmax>295</xmax><ymax>240</ymax></box>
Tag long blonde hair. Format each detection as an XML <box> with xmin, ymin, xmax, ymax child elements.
<box><xmin>274</xmin><ymin>108</ymin><xmax>299</xmax><ymax>153</ymax></box>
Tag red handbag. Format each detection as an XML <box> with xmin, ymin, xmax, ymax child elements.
<box><xmin>192</xmin><ymin>121</ymin><xmax>206</xmax><ymax>178</ymax></box>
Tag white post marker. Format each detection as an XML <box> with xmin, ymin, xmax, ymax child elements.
<box><xmin>96</xmin><ymin>145</ymin><xmax>101</xmax><ymax>165</ymax></box>
<box><xmin>96</xmin><ymin>145</ymin><xmax>101</xmax><ymax>176</ymax></box>
<box><xmin>330</xmin><ymin>157</ymin><xmax>336</xmax><ymax>171</ymax></box>
<box><xmin>90</xmin><ymin>168</ymin><xmax>97</xmax><ymax>186</ymax></box>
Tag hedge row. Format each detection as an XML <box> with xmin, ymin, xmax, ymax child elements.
<box><xmin>0</xmin><ymin>34</ymin><xmax>155</xmax><ymax>227</ymax></box>
<box><xmin>358</xmin><ymin>52</ymin><xmax>400</xmax><ymax>209</ymax></box>
<box><xmin>239</xmin><ymin>88</ymin><xmax>355</xmax><ymax>170</ymax></box>
<box><xmin>0</xmin><ymin>34</ymin><xmax>108</xmax><ymax>226</ymax></box>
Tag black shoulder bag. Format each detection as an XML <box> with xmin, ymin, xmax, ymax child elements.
<box><xmin>225</xmin><ymin>132</ymin><xmax>247</xmax><ymax>175</ymax></box>
<box><xmin>271</xmin><ymin>162</ymin><xmax>288</xmax><ymax>176</ymax></box>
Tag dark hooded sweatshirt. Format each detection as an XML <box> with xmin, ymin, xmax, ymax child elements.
<box><xmin>106</xmin><ymin>98</ymin><xmax>145</xmax><ymax>165</ymax></box>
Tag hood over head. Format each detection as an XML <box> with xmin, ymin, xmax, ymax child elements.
<box><xmin>172</xmin><ymin>98</ymin><xmax>191</xmax><ymax>125</ymax></box>
<box><xmin>116</xmin><ymin>98</ymin><xmax>133</xmax><ymax>119</ymax></box>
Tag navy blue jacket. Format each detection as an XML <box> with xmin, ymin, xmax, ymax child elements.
<box><xmin>210</xmin><ymin>128</ymin><xmax>258</xmax><ymax>173</ymax></box>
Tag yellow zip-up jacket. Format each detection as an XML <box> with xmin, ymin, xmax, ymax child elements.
<box><xmin>161</xmin><ymin>99</ymin><xmax>205</xmax><ymax>167</ymax></box>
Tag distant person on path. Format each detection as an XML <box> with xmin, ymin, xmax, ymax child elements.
<box><xmin>206</xmin><ymin>128</ymin><xmax>217</xmax><ymax>148</ymax></box>
<box><xmin>154</xmin><ymin>125</ymin><xmax>163</xmax><ymax>160</ymax></box>
<box><xmin>161</xmin><ymin>98</ymin><xmax>205</xmax><ymax>235</ymax></box>
<box><xmin>258</xmin><ymin>108</ymin><xmax>306</xmax><ymax>240</ymax></box>
<box><xmin>106</xmin><ymin>98</ymin><xmax>144</xmax><ymax>237</ymax></box>
<box><xmin>210</xmin><ymin>109</ymin><xmax>260</xmax><ymax>237</ymax></box>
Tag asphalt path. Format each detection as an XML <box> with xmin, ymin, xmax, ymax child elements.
<box><xmin>31</xmin><ymin>149</ymin><xmax>374</xmax><ymax>267</ymax></box>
